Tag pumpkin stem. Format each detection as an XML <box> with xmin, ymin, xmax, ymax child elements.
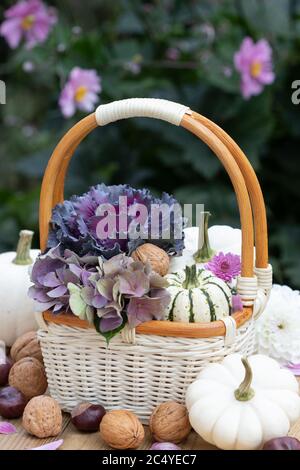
<box><xmin>234</xmin><ymin>357</ymin><xmax>255</xmax><ymax>401</ymax></box>
<box><xmin>13</xmin><ymin>230</ymin><xmax>34</xmax><ymax>265</ymax></box>
<box><xmin>183</xmin><ymin>264</ymin><xmax>199</xmax><ymax>289</ymax></box>
<box><xmin>193</xmin><ymin>211</ymin><xmax>215</xmax><ymax>263</ymax></box>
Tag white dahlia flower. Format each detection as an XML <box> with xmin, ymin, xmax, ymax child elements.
<box><xmin>256</xmin><ymin>284</ymin><xmax>300</xmax><ymax>364</ymax></box>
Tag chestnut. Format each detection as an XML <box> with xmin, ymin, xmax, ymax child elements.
<box><xmin>71</xmin><ymin>403</ymin><xmax>106</xmax><ymax>432</ymax></box>
<box><xmin>263</xmin><ymin>437</ymin><xmax>300</xmax><ymax>450</ymax></box>
<box><xmin>0</xmin><ymin>386</ymin><xmax>27</xmax><ymax>419</ymax></box>
<box><xmin>0</xmin><ymin>356</ymin><xmax>13</xmax><ymax>386</ymax></box>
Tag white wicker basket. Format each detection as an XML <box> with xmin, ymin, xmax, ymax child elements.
<box><xmin>37</xmin><ymin>98</ymin><xmax>272</xmax><ymax>419</ymax></box>
<box><xmin>37</xmin><ymin>319</ymin><xmax>256</xmax><ymax>422</ymax></box>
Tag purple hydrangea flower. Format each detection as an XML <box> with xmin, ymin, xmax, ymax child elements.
<box><xmin>68</xmin><ymin>254</ymin><xmax>171</xmax><ymax>336</ymax></box>
<box><xmin>0</xmin><ymin>0</ymin><xmax>57</xmax><ymax>49</ymax></box>
<box><xmin>205</xmin><ymin>252</ymin><xmax>241</xmax><ymax>283</ymax></box>
<box><xmin>234</xmin><ymin>37</ymin><xmax>275</xmax><ymax>99</ymax></box>
<box><xmin>59</xmin><ymin>67</ymin><xmax>101</xmax><ymax>118</ymax></box>
<box><xmin>48</xmin><ymin>184</ymin><xmax>185</xmax><ymax>259</ymax></box>
<box><xmin>126</xmin><ymin>288</ymin><xmax>171</xmax><ymax>329</ymax></box>
<box><xmin>28</xmin><ymin>246</ymin><xmax>98</xmax><ymax>313</ymax></box>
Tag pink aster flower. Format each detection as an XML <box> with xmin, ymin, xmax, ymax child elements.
<box><xmin>0</xmin><ymin>0</ymin><xmax>57</xmax><ymax>50</ymax></box>
<box><xmin>59</xmin><ymin>67</ymin><xmax>102</xmax><ymax>118</ymax></box>
<box><xmin>205</xmin><ymin>252</ymin><xmax>241</xmax><ymax>282</ymax></box>
<box><xmin>234</xmin><ymin>37</ymin><xmax>275</xmax><ymax>99</ymax></box>
<box><xmin>231</xmin><ymin>294</ymin><xmax>243</xmax><ymax>314</ymax></box>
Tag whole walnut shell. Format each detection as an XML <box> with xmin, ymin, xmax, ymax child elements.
<box><xmin>150</xmin><ymin>401</ymin><xmax>191</xmax><ymax>444</ymax></box>
<box><xmin>9</xmin><ymin>357</ymin><xmax>47</xmax><ymax>399</ymax></box>
<box><xmin>100</xmin><ymin>410</ymin><xmax>144</xmax><ymax>449</ymax></box>
<box><xmin>23</xmin><ymin>395</ymin><xmax>62</xmax><ymax>438</ymax></box>
<box><xmin>131</xmin><ymin>243</ymin><xmax>169</xmax><ymax>276</ymax></box>
<box><xmin>11</xmin><ymin>331</ymin><xmax>43</xmax><ymax>364</ymax></box>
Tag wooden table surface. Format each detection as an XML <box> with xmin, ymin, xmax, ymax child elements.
<box><xmin>1</xmin><ymin>390</ymin><xmax>300</xmax><ymax>451</ymax></box>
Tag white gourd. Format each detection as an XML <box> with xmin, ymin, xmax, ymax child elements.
<box><xmin>169</xmin><ymin>212</ymin><xmax>242</xmax><ymax>273</ymax></box>
<box><xmin>186</xmin><ymin>353</ymin><xmax>300</xmax><ymax>450</ymax></box>
<box><xmin>165</xmin><ymin>264</ymin><xmax>232</xmax><ymax>323</ymax></box>
<box><xmin>0</xmin><ymin>230</ymin><xmax>40</xmax><ymax>346</ymax></box>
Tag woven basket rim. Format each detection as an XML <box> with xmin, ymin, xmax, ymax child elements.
<box><xmin>42</xmin><ymin>306</ymin><xmax>253</xmax><ymax>339</ymax></box>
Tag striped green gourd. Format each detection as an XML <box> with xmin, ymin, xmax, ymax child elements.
<box><xmin>165</xmin><ymin>264</ymin><xmax>232</xmax><ymax>323</ymax></box>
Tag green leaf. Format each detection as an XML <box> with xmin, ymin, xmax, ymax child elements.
<box><xmin>240</xmin><ymin>0</ymin><xmax>290</xmax><ymax>36</ymax></box>
<box><xmin>200</xmin><ymin>55</ymin><xmax>240</xmax><ymax>94</ymax></box>
<box><xmin>116</xmin><ymin>11</ymin><xmax>144</xmax><ymax>34</ymax></box>
<box><xmin>226</xmin><ymin>92</ymin><xmax>274</xmax><ymax>168</ymax></box>
<box><xmin>182</xmin><ymin>140</ymin><xmax>220</xmax><ymax>179</ymax></box>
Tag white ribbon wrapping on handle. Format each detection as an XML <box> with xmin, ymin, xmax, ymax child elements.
<box><xmin>221</xmin><ymin>316</ymin><xmax>237</xmax><ymax>346</ymax></box>
<box><xmin>95</xmin><ymin>98</ymin><xmax>191</xmax><ymax>126</ymax></box>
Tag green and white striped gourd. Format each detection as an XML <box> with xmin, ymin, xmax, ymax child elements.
<box><xmin>165</xmin><ymin>264</ymin><xmax>232</xmax><ymax>323</ymax></box>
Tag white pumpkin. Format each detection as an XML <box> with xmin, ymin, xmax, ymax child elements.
<box><xmin>169</xmin><ymin>212</ymin><xmax>242</xmax><ymax>273</ymax></box>
<box><xmin>186</xmin><ymin>353</ymin><xmax>300</xmax><ymax>450</ymax></box>
<box><xmin>0</xmin><ymin>230</ymin><xmax>40</xmax><ymax>346</ymax></box>
<box><xmin>165</xmin><ymin>264</ymin><xmax>232</xmax><ymax>322</ymax></box>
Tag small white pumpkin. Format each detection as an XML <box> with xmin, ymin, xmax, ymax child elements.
<box><xmin>186</xmin><ymin>353</ymin><xmax>300</xmax><ymax>450</ymax></box>
<box><xmin>165</xmin><ymin>264</ymin><xmax>232</xmax><ymax>322</ymax></box>
<box><xmin>0</xmin><ymin>230</ymin><xmax>40</xmax><ymax>346</ymax></box>
<box><xmin>169</xmin><ymin>212</ymin><xmax>242</xmax><ymax>273</ymax></box>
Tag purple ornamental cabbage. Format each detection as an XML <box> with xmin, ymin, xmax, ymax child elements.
<box><xmin>47</xmin><ymin>184</ymin><xmax>185</xmax><ymax>259</ymax></box>
<box><xmin>28</xmin><ymin>246</ymin><xmax>98</xmax><ymax>313</ymax></box>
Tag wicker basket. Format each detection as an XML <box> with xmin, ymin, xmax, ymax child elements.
<box><xmin>36</xmin><ymin>98</ymin><xmax>273</xmax><ymax>421</ymax></box>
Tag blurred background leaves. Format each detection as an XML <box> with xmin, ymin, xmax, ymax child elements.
<box><xmin>0</xmin><ymin>0</ymin><xmax>299</xmax><ymax>287</ymax></box>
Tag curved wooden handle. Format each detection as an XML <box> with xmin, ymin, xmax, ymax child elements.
<box><xmin>39</xmin><ymin>109</ymin><xmax>256</xmax><ymax>277</ymax></box>
<box><xmin>51</xmin><ymin>115</ymin><xmax>268</xmax><ymax>270</ymax></box>
<box><xmin>190</xmin><ymin>112</ymin><xmax>268</xmax><ymax>268</ymax></box>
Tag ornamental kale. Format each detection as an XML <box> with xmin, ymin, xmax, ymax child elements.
<box><xmin>47</xmin><ymin>184</ymin><xmax>185</xmax><ymax>259</ymax></box>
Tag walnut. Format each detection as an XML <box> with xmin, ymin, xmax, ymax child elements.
<box><xmin>10</xmin><ymin>331</ymin><xmax>43</xmax><ymax>364</ymax></box>
<box><xmin>22</xmin><ymin>395</ymin><xmax>62</xmax><ymax>438</ymax></box>
<box><xmin>9</xmin><ymin>357</ymin><xmax>47</xmax><ymax>399</ymax></box>
<box><xmin>150</xmin><ymin>401</ymin><xmax>191</xmax><ymax>444</ymax></box>
<box><xmin>99</xmin><ymin>410</ymin><xmax>144</xmax><ymax>449</ymax></box>
<box><xmin>131</xmin><ymin>243</ymin><xmax>170</xmax><ymax>276</ymax></box>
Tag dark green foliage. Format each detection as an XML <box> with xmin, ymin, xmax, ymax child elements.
<box><xmin>0</xmin><ymin>0</ymin><xmax>299</xmax><ymax>287</ymax></box>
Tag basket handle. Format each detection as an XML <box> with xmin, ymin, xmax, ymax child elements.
<box><xmin>39</xmin><ymin>98</ymin><xmax>257</xmax><ymax>280</ymax></box>
<box><xmin>95</xmin><ymin>98</ymin><xmax>191</xmax><ymax>126</ymax></box>
<box><xmin>190</xmin><ymin>112</ymin><xmax>268</xmax><ymax>268</ymax></box>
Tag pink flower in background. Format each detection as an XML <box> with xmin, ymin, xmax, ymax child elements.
<box><xmin>0</xmin><ymin>0</ymin><xmax>57</xmax><ymax>49</ymax></box>
<box><xmin>59</xmin><ymin>67</ymin><xmax>102</xmax><ymax>118</ymax></box>
<box><xmin>206</xmin><ymin>252</ymin><xmax>241</xmax><ymax>282</ymax></box>
<box><xmin>166</xmin><ymin>47</ymin><xmax>180</xmax><ymax>61</ymax></box>
<box><xmin>234</xmin><ymin>37</ymin><xmax>275</xmax><ymax>99</ymax></box>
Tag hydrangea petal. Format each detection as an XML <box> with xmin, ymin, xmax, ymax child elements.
<box><xmin>0</xmin><ymin>422</ymin><xmax>17</xmax><ymax>434</ymax></box>
<box><xmin>30</xmin><ymin>439</ymin><xmax>64</xmax><ymax>450</ymax></box>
